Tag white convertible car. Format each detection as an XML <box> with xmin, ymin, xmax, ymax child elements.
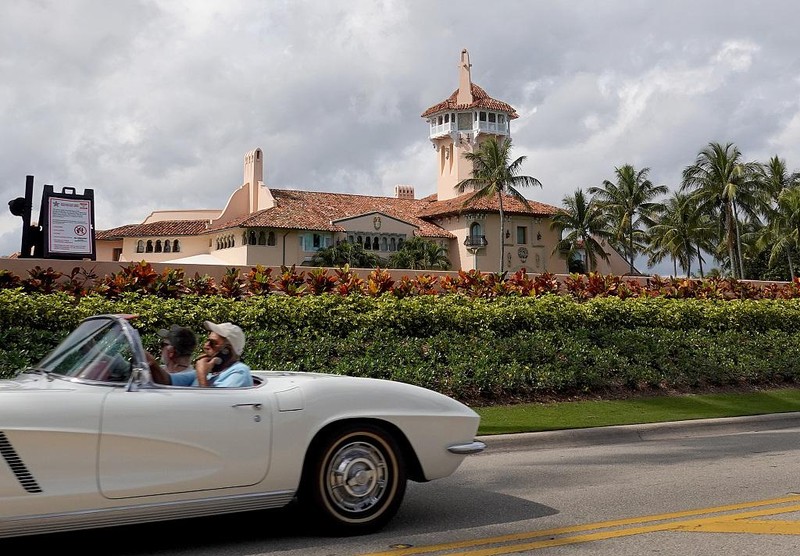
<box><xmin>0</xmin><ymin>314</ymin><xmax>484</xmax><ymax>538</ymax></box>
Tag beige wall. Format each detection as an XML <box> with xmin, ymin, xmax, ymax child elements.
<box><xmin>96</xmin><ymin>239</ymin><xmax>122</xmax><ymax>261</ymax></box>
<box><xmin>433</xmin><ymin>213</ymin><xmax>631</xmax><ymax>275</ymax></box>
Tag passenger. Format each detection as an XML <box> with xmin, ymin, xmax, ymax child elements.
<box><xmin>149</xmin><ymin>321</ymin><xmax>253</xmax><ymax>388</ymax></box>
<box><xmin>156</xmin><ymin>324</ymin><xmax>197</xmax><ymax>373</ymax></box>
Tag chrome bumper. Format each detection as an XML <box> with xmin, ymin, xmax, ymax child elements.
<box><xmin>447</xmin><ymin>440</ymin><xmax>486</xmax><ymax>455</ymax></box>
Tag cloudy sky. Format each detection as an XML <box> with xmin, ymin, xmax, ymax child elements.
<box><xmin>2</xmin><ymin>1</ymin><xmax>800</xmax><ymax>273</ymax></box>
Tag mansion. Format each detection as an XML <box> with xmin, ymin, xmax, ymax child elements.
<box><xmin>96</xmin><ymin>50</ymin><xmax>630</xmax><ymax>275</ymax></box>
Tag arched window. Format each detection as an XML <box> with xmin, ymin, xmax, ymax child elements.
<box><xmin>146</xmin><ymin>240</ymin><xmax>153</xmax><ymax>253</ymax></box>
<box><xmin>258</xmin><ymin>231</ymin><xmax>266</xmax><ymax>245</ymax></box>
<box><xmin>267</xmin><ymin>231</ymin><xmax>276</xmax><ymax>246</ymax></box>
<box><xmin>397</xmin><ymin>238</ymin><xmax>404</xmax><ymax>250</ymax></box>
<box><xmin>364</xmin><ymin>236</ymin><xmax>371</xmax><ymax>250</ymax></box>
<box><xmin>390</xmin><ymin>237</ymin><xmax>396</xmax><ymax>251</ymax></box>
<box><xmin>469</xmin><ymin>222</ymin><xmax>483</xmax><ymax>239</ymax></box>
<box><xmin>381</xmin><ymin>237</ymin><xmax>388</xmax><ymax>251</ymax></box>
<box><xmin>173</xmin><ymin>240</ymin><xmax>180</xmax><ymax>252</ymax></box>
<box><xmin>242</xmin><ymin>232</ymin><xmax>248</xmax><ymax>245</ymax></box>
<box><xmin>372</xmin><ymin>237</ymin><xmax>379</xmax><ymax>250</ymax></box>
<box><xmin>136</xmin><ymin>240</ymin><xmax>144</xmax><ymax>253</ymax></box>
<box><xmin>249</xmin><ymin>230</ymin><xmax>257</xmax><ymax>245</ymax></box>
<box><xmin>155</xmin><ymin>240</ymin><xmax>162</xmax><ymax>253</ymax></box>
<box><xmin>164</xmin><ymin>240</ymin><xmax>171</xmax><ymax>253</ymax></box>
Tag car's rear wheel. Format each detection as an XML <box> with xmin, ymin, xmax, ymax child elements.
<box><xmin>301</xmin><ymin>423</ymin><xmax>406</xmax><ymax>535</ymax></box>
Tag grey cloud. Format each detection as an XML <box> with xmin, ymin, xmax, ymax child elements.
<box><xmin>3</xmin><ymin>0</ymin><xmax>800</xmax><ymax>271</ymax></box>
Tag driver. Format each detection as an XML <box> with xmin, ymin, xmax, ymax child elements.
<box><xmin>149</xmin><ymin>321</ymin><xmax>253</xmax><ymax>388</ymax></box>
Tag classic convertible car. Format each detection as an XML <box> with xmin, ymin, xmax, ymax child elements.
<box><xmin>0</xmin><ymin>314</ymin><xmax>485</xmax><ymax>538</ymax></box>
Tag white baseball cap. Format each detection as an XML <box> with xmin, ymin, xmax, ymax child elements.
<box><xmin>204</xmin><ymin>321</ymin><xmax>245</xmax><ymax>356</ymax></box>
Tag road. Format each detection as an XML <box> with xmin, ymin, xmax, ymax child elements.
<box><xmin>3</xmin><ymin>413</ymin><xmax>800</xmax><ymax>555</ymax></box>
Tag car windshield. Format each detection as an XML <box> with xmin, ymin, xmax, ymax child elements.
<box><xmin>36</xmin><ymin>317</ymin><xmax>135</xmax><ymax>382</ymax></box>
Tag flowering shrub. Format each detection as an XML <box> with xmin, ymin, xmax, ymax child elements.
<box><xmin>2</xmin><ymin>261</ymin><xmax>800</xmax><ymax>301</ymax></box>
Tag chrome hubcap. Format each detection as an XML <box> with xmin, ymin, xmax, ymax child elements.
<box><xmin>326</xmin><ymin>441</ymin><xmax>388</xmax><ymax>513</ymax></box>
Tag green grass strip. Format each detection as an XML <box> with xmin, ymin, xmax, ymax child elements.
<box><xmin>475</xmin><ymin>388</ymin><xmax>800</xmax><ymax>435</ymax></box>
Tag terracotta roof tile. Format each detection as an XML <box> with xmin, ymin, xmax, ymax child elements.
<box><xmin>208</xmin><ymin>189</ymin><xmax>455</xmax><ymax>239</ymax></box>
<box><xmin>416</xmin><ymin>192</ymin><xmax>560</xmax><ymax>219</ymax></box>
<box><xmin>96</xmin><ymin>189</ymin><xmax>558</xmax><ymax>242</ymax></box>
<box><xmin>421</xmin><ymin>83</ymin><xmax>518</xmax><ymax>119</ymax></box>
<box><xmin>96</xmin><ymin>220</ymin><xmax>209</xmax><ymax>239</ymax></box>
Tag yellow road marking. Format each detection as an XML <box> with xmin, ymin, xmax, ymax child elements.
<box><xmin>682</xmin><ymin>519</ymin><xmax>800</xmax><ymax>535</ymax></box>
<box><xmin>362</xmin><ymin>495</ymin><xmax>800</xmax><ymax>556</ymax></box>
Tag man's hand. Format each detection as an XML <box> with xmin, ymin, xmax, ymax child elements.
<box><xmin>194</xmin><ymin>355</ymin><xmax>214</xmax><ymax>387</ymax></box>
<box><xmin>146</xmin><ymin>351</ymin><xmax>169</xmax><ymax>385</ymax></box>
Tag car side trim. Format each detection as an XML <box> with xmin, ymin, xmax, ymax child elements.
<box><xmin>0</xmin><ymin>489</ymin><xmax>296</xmax><ymax>538</ymax></box>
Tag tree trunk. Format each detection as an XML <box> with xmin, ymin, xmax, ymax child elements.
<box><xmin>628</xmin><ymin>232</ymin><xmax>635</xmax><ymax>275</ymax></box>
<box><xmin>498</xmin><ymin>193</ymin><xmax>506</xmax><ymax>273</ymax></box>
<box><xmin>725</xmin><ymin>204</ymin><xmax>737</xmax><ymax>278</ymax></box>
<box><xmin>733</xmin><ymin>202</ymin><xmax>745</xmax><ymax>279</ymax></box>
<box><xmin>697</xmin><ymin>246</ymin><xmax>705</xmax><ymax>278</ymax></box>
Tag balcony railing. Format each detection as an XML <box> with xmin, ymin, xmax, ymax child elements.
<box><xmin>464</xmin><ymin>235</ymin><xmax>488</xmax><ymax>248</ymax></box>
<box><xmin>429</xmin><ymin>122</ymin><xmax>510</xmax><ymax>140</ymax></box>
<box><xmin>430</xmin><ymin>122</ymin><xmax>457</xmax><ymax>137</ymax></box>
<box><xmin>476</xmin><ymin>121</ymin><xmax>509</xmax><ymax>134</ymax></box>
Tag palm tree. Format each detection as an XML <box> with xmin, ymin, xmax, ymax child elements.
<box><xmin>388</xmin><ymin>237</ymin><xmax>451</xmax><ymax>270</ymax></box>
<box><xmin>757</xmin><ymin>185</ymin><xmax>800</xmax><ymax>280</ymax></box>
<box><xmin>646</xmin><ymin>192</ymin><xmax>715</xmax><ymax>277</ymax></box>
<box><xmin>680</xmin><ymin>142</ymin><xmax>764</xmax><ymax>279</ymax></box>
<box><xmin>550</xmin><ymin>189</ymin><xmax>611</xmax><ymax>273</ymax></box>
<box><xmin>588</xmin><ymin>165</ymin><xmax>667</xmax><ymax>275</ymax></box>
<box><xmin>753</xmin><ymin>155</ymin><xmax>800</xmax><ymax>276</ymax></box>
<box><xmin>310</xmin><ymin>241</ymin><xmax>383</xmax><ymax>268</ymax></box>
<box><xmin>456</xmin><ymin>137</ymin><xmax>542</xmax><ymax>273</ymax></box>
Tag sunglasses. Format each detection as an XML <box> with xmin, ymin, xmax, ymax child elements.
<box><xmin>205</xmin><ymin>338</ymin><xmax>223</xmax><ymax>349</ymax></box>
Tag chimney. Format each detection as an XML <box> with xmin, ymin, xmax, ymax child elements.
<box><xmin>394</xmin><ymin>185</ymin><xmax>415</xmax><ymax>199</ymax></box>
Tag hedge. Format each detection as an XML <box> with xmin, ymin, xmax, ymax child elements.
<box><xmin>3</xmin><ymin>290</ymin><xmax>800</xmax><ymax>405</ymax></box>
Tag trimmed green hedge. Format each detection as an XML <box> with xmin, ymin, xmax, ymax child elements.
<box><xmin>3</xmin><ymin>289</ymin><xmax>800</xmax><ymax>404</ymax></box>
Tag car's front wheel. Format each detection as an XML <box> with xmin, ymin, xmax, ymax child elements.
<box><xmin>301</xmin><ymin>423</ymin><xmax>407</xmax><ymax>535</ymax></box>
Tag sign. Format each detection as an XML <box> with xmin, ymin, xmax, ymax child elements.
<box><xmin>39</xmin><ymin>183</ymin><xmax>96</xmax><ymax>260</ymax></box>
<box><xmin>47</xmin><ymin>197</ymin><xmax>93</xmax><ymax>255</ymax></box>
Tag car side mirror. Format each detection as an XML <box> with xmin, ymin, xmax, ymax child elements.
<box><xmin>130</xmin><ymin>364</ymin><xmax>153</xmax><ymax>390</ymax></box>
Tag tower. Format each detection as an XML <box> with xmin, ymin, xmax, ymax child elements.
<box><xmin>421</xmin><ymin>49</ymin><xmax>519</xmax><ymax>201</ymax></box>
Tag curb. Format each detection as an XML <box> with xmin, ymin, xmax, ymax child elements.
<box><xmin>477</xmin><ymin>411</ymin><xmax>800</xmax><ymax>452</ymax></box>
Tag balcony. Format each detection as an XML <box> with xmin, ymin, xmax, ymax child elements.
<box><xmin>476</xmin><ymin>120</ymin><xmax>509</xmax><ymax>135</ymax></box>
<box><xmin>464</xmin><ymin>235</ymin><xmax>488</xmax><ymax>249</ymax></box>
<box><xmin>429</xmin><ymin>121</ymin><xmax>456</xmax><ymax>138</ymax></box>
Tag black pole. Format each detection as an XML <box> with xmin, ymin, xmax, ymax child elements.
<box><xmin>20</xmin><ymin>176</ymin><xmax>34</xmax><ymax>257</ymax></box>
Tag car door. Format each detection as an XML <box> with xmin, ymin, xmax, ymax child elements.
<box><xmin>98</xmin><ymin>386</ymin><xmax>272</xmax><ymax>499</ymax></box>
